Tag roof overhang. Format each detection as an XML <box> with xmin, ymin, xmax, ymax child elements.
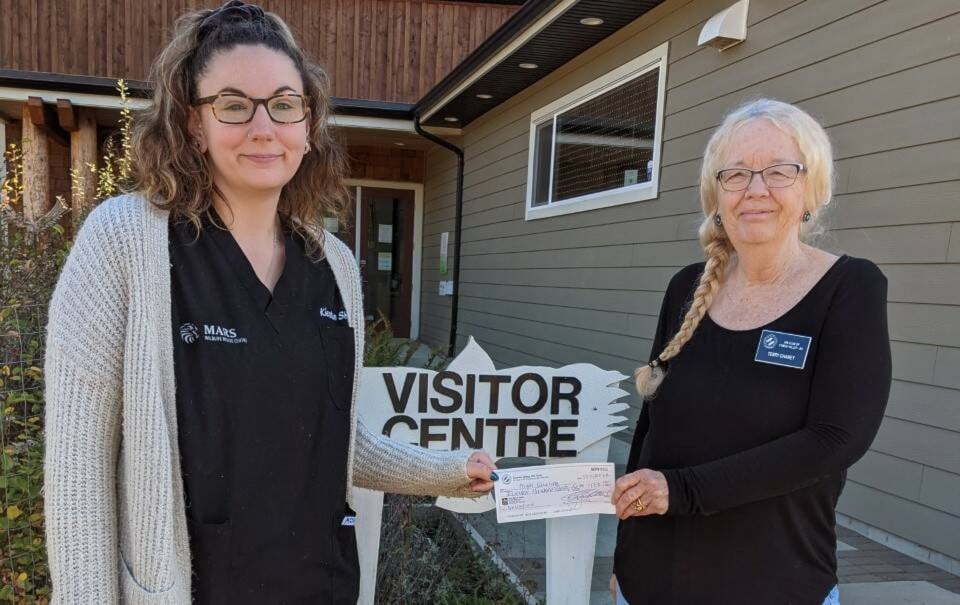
<box><xmin>415</xmin><ymin>0</ymin><xmax>667</xmax><ymax>128</ymax></box>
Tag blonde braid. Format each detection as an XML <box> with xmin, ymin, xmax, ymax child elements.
<box><xmin>635</xmin><ymin>237</ymin><xmax>732</xmax><ymax>398</ymax></box>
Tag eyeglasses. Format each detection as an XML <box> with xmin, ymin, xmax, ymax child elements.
<box><xmin>194</xmin><ymin>93</ymin><xmax>310</xmax><ymax>124</ymax></box>
<box><xmin>716</xmin><ymin>163</ymin><xmax>805</xmax><ymax>192</ymax></box>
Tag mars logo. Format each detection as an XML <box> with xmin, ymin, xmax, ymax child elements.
<box><xmin>179</xmin><ymin>323</ymin><xmax>199</xmax><ymax>344</ymax></box>
<box><xmin>179</xmin><ymin>322</ymin><xmax>248</xmax><ymax>345</ymax></box>
<box><xmin>763</xmin><ymin>333</ymin><xmax>779</xmax><ymax>349</ymax></box>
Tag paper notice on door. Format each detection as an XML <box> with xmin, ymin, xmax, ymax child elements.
<box><xmin>378</xmin><ymin>252</ymin><xmax>392</xmax><ymax>271</ymax></box>
<box><xmin>440</xmin><ymin>231</ymin><xmax>449</xmax><ymax>275</ymax></box>
<box><xmin>378</xmin><ymin>224</ymin><xmax>393</xmax><ymax>244</ymax></box>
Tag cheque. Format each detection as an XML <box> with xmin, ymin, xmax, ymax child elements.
<box><xmin>494</xmin><ymin>463</ymin><xmax>616</xmax><ymax>523</ymax></box>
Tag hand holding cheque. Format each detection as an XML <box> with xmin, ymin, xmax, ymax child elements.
<box><xmin>492</xmin><ymin>463</ymin><xmax>669</xmax><ymax>522</ymax></box>
<box><xmin>611</xmin><ymin>468</ymin><xmax>669</xmax><ymax>519</ymax></box>
<box><xmin>493</xmin><ymin>463</ymin><xmax>616</xmax><ymax>523</ymax></box>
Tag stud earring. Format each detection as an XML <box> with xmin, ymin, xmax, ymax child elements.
<box><xmin>714</xmin><ymin>214</ymin><xmax>723</xmax><ymax>227</ymax></box>
<box><xmin>802</xmin><ymin>211</ymin><xmax>812</xmax><ymax>223</ymax></box>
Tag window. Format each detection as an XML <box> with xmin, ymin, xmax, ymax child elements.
<box><xmin>525</xmin><ymin>42</ymin><xmax>668</xmax><ymax>220</ymax></box>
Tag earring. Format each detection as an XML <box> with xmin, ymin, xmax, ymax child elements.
<box><xmin>304</xmin><ymin>142</ymin><xmax>311</xmax><ymax>154</ymax></box>
<box><xmin>802</xmin><ymin>211</ymin><xmax>812</xmax><ymax>223</ymax></box>
<box><xmin>714</xmin><ymin>214</ymin><xmax>723</xmax><ymax>227</ymax></box>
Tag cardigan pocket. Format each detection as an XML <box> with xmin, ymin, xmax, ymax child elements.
<box><xmin>119</xmin><ymin>550</ymin><xmax>177</xmax><ymax>603</ymax></box>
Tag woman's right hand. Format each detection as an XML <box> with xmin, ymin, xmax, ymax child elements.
<box><xmin>466</xmin><ymin>450</ymin><xmax>498</xmax><ymax>493</ymax></box>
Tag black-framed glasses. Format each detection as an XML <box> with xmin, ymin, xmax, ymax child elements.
<box><xmin>194</xmin><ymin>93</ymin><xmax>310</xmax><ymax>124</ymax></box>
<box><xmin>716</xmin><ymin>163</ymin><xmax>805</xmax><ymax>192</ymax></box>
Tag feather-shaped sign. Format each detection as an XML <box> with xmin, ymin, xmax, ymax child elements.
<box><xmin>358</xmin><ymin>336</ymin><xmax>630</xmax><ymax>512</ymax></box>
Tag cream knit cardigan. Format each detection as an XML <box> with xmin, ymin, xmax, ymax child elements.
<box><xmin>43</xmin><ymin>193</ymin><xmax>473</xmax><ymax>604</ymax></box>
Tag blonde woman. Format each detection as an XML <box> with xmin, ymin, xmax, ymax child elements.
<box><xmin>43</xmin><ymin>2</ymin><xmax>495</xmax><ymax>603</ymax></box>
<box><xmin>610</xmin><ymin>99</ymin><xmax>890</xmax><ymax>605</ymax></box>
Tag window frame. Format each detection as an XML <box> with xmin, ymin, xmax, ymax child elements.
<box><xmin>524</xmin><ymin>41</ymin><xmax>669</xmax><ymax>221</ymax></box>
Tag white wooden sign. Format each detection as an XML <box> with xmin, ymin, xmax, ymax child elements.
<box><xmin>354</xmin><ymin>337</ymin><xmax>629</xmax><ymax>604</ymax></box>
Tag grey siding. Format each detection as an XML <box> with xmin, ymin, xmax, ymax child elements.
<box><xmin>419</xmin><ymin>0</ymin><xmax>960</xmax><ymax>559</ymax></box>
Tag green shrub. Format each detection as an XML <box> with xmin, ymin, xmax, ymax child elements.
<box><xmin>0</xmin><ymin>80</ymin><xmax>133</xmax><ymax>604</ymax></box>
<box><xmin>364</xmin><ymin>313</ymin><xmax>447</xmax><ymax>371</ymax></box>
<box><xmin>376</xmin><ymin>497</ymin><xmax>521</xmax><ymax>605</ymax></box>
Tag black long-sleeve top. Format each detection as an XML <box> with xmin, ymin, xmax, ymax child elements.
<box><xmin>615</xmin><ymin>255</ymin><xmax>891</xmax><ymax>605</ymax></box>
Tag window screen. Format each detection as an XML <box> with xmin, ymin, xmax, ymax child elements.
<box><xmin>531</xmin><ymin>66</ymin><xmax>661</xmax><ymax>207</ymax></box>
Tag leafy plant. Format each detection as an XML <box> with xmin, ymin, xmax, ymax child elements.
<box><xmin>0</xmin><ymin>307</ymin><xmax>49</xmax><ymax>604</ymax></box>
<box><xmin>0</xmin><ymin>78</ymin><xmax>133</xmax><ymax>604</ymax></box>
<box><xmin>376</xmin><ymin>497</ymin><xmax>521</xmax><ymax>605</ymax></box>
<box><xmin>364</xmin><ymin>312</ymin><xmax>448</xmax><ymax>371</ymax></box>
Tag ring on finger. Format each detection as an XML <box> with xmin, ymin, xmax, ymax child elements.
<box><xmin>633</xmin><ymin>498</ymin><xmax>645</xmax><ymax>513</ymax></box>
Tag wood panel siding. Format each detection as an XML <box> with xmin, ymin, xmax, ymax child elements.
<box><xmin>348</xmin><ymin>145</ymin><xmax>424</xmax><ymax>182</ymax></box>
<box><xmin>419</xmin><ymin>0</ymin><xmax>960</xmax><ymax>560</ymax></box>
<box><xmin>0</xmin><ymin>0</ymin><xmax>517</xmax><ymax>103</ymax></box>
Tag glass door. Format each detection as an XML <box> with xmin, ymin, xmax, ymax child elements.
<box><xmin>332</xmin><ymin>186</ymin><xmax>415</xmax><ymax>338</ymax></box>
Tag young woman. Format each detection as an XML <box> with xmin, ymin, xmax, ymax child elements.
<box><xmin>44</xmin><ymin>3</ymin><xmax>495</xmax><ymax>603</ymax></box>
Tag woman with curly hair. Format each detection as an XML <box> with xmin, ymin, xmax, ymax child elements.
<box><xmin>43</xmin><ymin>2</ymin><xmax>495</xmax><ymax>603</ymax></box>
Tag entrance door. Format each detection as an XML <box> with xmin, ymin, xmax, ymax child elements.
<box><xmin>355</xmin><ymin>187</ymin><xmax>415</xmax><ymax>338</ymax></box>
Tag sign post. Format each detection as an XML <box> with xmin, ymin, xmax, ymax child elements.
<box><xmin>354</xmin><ymin>337</ymin><xmax>629</xmax><ymax>603</ymax></box>
<box><xmin>545</xmin><ymin>437</ymin><xmax>611</xmax><ymax>605</ymax></box>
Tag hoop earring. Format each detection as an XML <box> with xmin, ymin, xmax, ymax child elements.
<box><xmin>304</xmin><ymin>142</ymin><xmax>311</xmax><ymax>154</ymax></box>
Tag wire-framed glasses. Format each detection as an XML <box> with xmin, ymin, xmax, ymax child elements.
<box><xmin>194</xmin><ymin>93</ymin><xmax>309</xmax><ymax>124</ymax></box>
<box><xmin>716</xmin><ymin>163</ymin><xmax>805</xmax><ymax>192</ymax></box>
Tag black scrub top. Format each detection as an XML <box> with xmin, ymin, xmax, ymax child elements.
<box><xmin>169</xmin><ymin>214</ymin><xmax>359</xmax><ymax>604</ymax></box>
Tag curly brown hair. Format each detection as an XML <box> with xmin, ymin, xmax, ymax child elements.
<box><xmin>129</xmin><ymin>1</ymin><xmax>349</xmax><ymax>255</ymax></box>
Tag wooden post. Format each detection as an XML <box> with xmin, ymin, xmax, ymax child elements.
<box><xmin>21</xmin><ymin>101</ymin><xmax>50</xmax><ymax>222</ymax></box>
<box><xmin>353</xmin><ymin>487</ymin><xmax>384</xmax><ymax>605</ymax></box>
<box><xmin>545</xmin><ymin>437</ymin><xmax>611</xmax><ymax>605</ymax></box>
<box><xmin>70</xmin><ymin>108</ymin><xmax>98</xmax><ymax>225</ymax></box>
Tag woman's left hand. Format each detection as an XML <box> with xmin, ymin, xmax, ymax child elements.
<box><xmin>612</xmin><ymin>468</ymin><xmax>669</xmax><ymax>519</ymax></box>
<box><xmin>466</xmin><ymin>450</ymin><xmax>498</xmax><ymax>493</ymax></box>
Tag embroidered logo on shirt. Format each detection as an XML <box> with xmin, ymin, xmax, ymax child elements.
<box><xmin>318</xmin><ymin>307</ymin><xmax>349</xmax><ymax>323</ymax></box>
<box><xmin>179</xmin><ymin>322</ymin><xmax>248</xmax><ymax>345</ymax></box>
<box><xmin>180</xmin><ymin>323</ymin><xmax>200</xmax><ymax>344</ymax></box>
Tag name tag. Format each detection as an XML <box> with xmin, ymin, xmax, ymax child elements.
<box><xmin>341</xmin><ymin>515</ymin><xmax>357</xmax><ymax>527</ymax></box>
<box><xmin>754</xmin><ymin>329</ymin><xmax>812</xmax><ymax>370</ymax></box>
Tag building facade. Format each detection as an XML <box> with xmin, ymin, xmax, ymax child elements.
<box><xmin>416</xmin><ymin>0</ymin><xmax>960</xmax><ymax>569</ymax></box>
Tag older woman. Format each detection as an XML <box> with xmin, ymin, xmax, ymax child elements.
<box><xmin>610</xmin><ymin>99</ymin><xmax>891</xmax><ymax>605</ymax></box>
<box><xmin>43</xmin><ymin>2</ymin><xmax>495</xmax><ymax>603</ymax></box>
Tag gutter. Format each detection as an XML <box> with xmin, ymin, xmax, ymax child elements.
<box><xmin>413</xmin><ymin>114</ymin><xmax>465</xmax><ymax>358</ymax></box>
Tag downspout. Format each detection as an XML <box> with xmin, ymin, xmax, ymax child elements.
<box><xmin>414</xmin><ymin>115</ymin><xmax>464</xmax><ymax>358</ymax></box>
